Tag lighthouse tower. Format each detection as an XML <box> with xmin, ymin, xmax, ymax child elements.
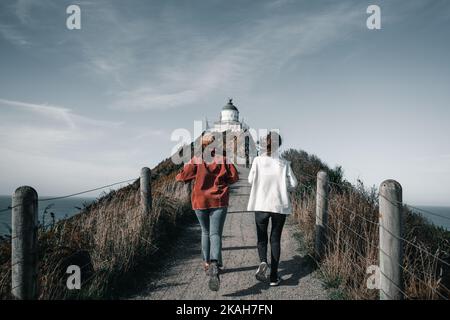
<box><xmin>207</xmin><ymin>99</ymin><xmax>256</xmax><ymax>166</ymax></box>
<box><xmin>212</xmin><ymin>99</ymin><xmax>248</xmax><ymax>132</ymax></box>
<box><xmin>221</xmin><ymin>98</ymin><xmax>239</xmax><ymax>122</ymax></box>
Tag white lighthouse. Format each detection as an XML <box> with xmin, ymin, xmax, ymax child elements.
<box><xmin>221</xmin><ymin>98</ymin><xmax>239</xmax><ymax>122</ymax></box>
<box><xmin>212</xmin><ymin>99</ymin><xmax>249</xmax><ymax>132</ymax></box>
<box><xmin>207</xmin><ymin>99</ymin><xmax>257</xmax><ymax>166</ymax></box>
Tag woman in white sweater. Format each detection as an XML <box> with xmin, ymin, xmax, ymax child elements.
<box><xmin>247</xmin><ymin>131</ymin><xmax>298</xmax><ymax>286</ymax></box>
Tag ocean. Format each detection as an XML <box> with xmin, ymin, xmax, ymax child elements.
<box><xmin>409</xmin><ymin>205</ymin><xmax>450</xmax><ymax>231</ymax></box>
<box><xmin>0</xmin><ymin>195</ymin><xmax>95</xmax><ymax>236</ymax></box>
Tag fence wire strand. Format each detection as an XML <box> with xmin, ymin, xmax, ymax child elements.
<box><xmin>298</xmin><ymin>181</ymin><xmax>379</xmax><ymax>227</ymax></box>
<box><xmin>2</xmin><ymin>176</ymin><xmax>146</xmax><ymax>298</ymax></box>
<box><xmin>297</xmin><ymin>177</ymin><xmax>449</xmax><ymax>300</ymax></box>
<box><xmin>0</xmin><ymin>178</ymin><xmax>138</xmax><ymax>215</ymax></box>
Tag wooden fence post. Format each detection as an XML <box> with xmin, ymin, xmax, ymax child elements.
<box><xmin>12</xmin><ymin>186</ymin><xmax>38</xmax><ymax>300</ymax></box>
<box><xmin>315</xmin><ymin>171</ymin><xmax>329</xmax><ymax>260</ymax></box>
<box><xmin>379</xmin><ymin>180</ymin><xmax>403</xmax><ymax>300</ymax></box>
<box><xmin>140</xmin><ymin>167</ymin><xmax>152</xmax><ymax>214</ymax></box>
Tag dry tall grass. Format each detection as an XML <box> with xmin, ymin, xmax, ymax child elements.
<box><xmin>0</xmin><ymin>159</ymin><xmax>192</xmax><ymax>299</ymax></box>
<box><xmin>285</xmin><ymin>149</ymin><xmax>450</xmax><ymax>300</ymax></box>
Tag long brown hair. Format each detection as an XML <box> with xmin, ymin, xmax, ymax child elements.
<box><xmin>266</xmin><ymin>131</ymin><xmax>282</xmax><ymax>156</ymax></box>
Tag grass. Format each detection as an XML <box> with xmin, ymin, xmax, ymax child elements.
<box><xmin>283</xmin><ymin>148</ymin><xmax>450</xmax><ymax>300</ymax></box>
<box><xmin>0</xmin><ymin>157</ymin><xmax>192</xmax><ymax>299</ymax></box>
<box><xmin>328</xmin><ymin>288</ymin><xmax>349</xmax><ymax>300</ymax></box>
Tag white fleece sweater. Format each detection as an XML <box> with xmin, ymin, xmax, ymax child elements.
<box><xmin>247</xmin><ymin>155</ymin><xmax>298</xmax><ymax>214</ymax></box>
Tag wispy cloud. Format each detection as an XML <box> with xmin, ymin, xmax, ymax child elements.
<box><xmin>265</xmin><ymin>0</ymin><xmax>295</xmax><ymax>9</ymax></box>
<box><xmin>0</xmin><ymin>23</ymin><xmax>30</xmax><ymax>46</ymax></box>
<box><xmin>0</xmin><ymin>98</ymin><xmax>120</xmax><ymax>129</ymax></box>
<box><xmin>12</xmin><ymin>0</ymin><xmax>58</xmax><ymax>24</ymax></box>
<box><xmin>113</xmin><ymin>48</ymin><xmax>249</xmax><ymax>110</ymax></box>
<box><xmin>110</xmin><ymin>2</ymin><xmax>361</xmax><ymax>111</ymax></box>
<box><xmin>0</xmin><ymin>1</ymin><xmax>362</xmax><ymax>111</ymax></box>
<box><xmin>0</xmin><ymin>98</ymin><xmax>164</xmax><ymax>163</ymax></box>
<box><xmin>70</xmin><ymin>1</ymin><xmax>148</xmax><ymax>85</ymax></box>
<box><xmin>14</xmin><ymin>0</ymin><xmax>34</xmax><ymax>24</ymax></box>
<box><xmin>0</xmin><ymin>0</ymin><xmax>58</xmax><ymax>46</ymax></box>
<box><xmin>0</xmin><ymin>98</ymin><xmax>122</xmax><ymax>160</ymax></box>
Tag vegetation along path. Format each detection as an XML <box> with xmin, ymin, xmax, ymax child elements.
<box><xmin>128</xmin><ymin>166</ymin><xmax>328</xmax><ymax>300</ymax></box>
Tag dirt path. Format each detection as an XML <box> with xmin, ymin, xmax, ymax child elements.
<box><xmin>128</xmin><ymin>166</ymin><xmax>328</xmax><ymax>300</ymax></box>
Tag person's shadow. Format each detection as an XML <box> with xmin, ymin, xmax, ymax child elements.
<box><xmin>222</xmin><ymin>254</ymin><xmax>315</xmax><ymax>297</ymax></box>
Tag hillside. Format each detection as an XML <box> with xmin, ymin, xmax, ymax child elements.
<box><xmin>1</xmin><ymin>148</ymin><xmax>449</xmax><ymax>300</ymax></box>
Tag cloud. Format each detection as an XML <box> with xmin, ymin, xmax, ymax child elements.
<box><xmin>264</xmin><ymin>0</ymin><xmax>295</xmax><ymax>9</ymax></box>
<box><xmin>0</xmin><ymin>0</ymin><xmax>363</xmax><ymax>111</ymax></box>
<box><xmin>12</xmin><ymin>0</ymin><xmax>58</xmax><ymax>24</ymax></box>
<box><xmin>15</xmin><ymin>0</ymin><xmax>33</xmax><ymax>24</ymax></box>
<box><xmin>0</xmin><ymin>23</ymin><xmax>30</xmax><ymax>46</ymax></box>
<box><xmin>0</xmin><ymin>0</ymin><xmax>58</xmax><ymax>46</ymax></box>
<box><xmin>69</xmin><ymin>1</ymin><xmax>149</xmax><ymax>85</ymax></box>
<box><xmin>0</xmin><ymin>97</ymin><xmax>168</xmax><ymax>194</ymax></box>
<box><xmin>113</xmin><ymin>47</ymin><xmax>249</xmax><ymax>110</ymax></box>
<box><xmin>114</xmin><ymin>88</ymin><xmax>199</xmax><ymax>110</ymax></box>
<box><xmin>0</xmin><ymin>98</ymin><xmax>165</xmax><ymax>160</ymax></box>
<box><xmin>0</xmin><ymin>98</ymin><xmax>121</xmax><ymax>129</ymax></box>
<box><xmin>0</xmin><ymin>148</ymin><xmax>137</xmax><ymax>197</ymax></box>
<box><xmin>132</xmin><ymin>129</ymin><xmax>166</xmax><ymax>140</ymax></box>
<box><xmin>0</xmin><ymin>98</ymin><xmax>74</xmax><ymax>126</ymax></box>
<box><xmin>0</xmin><ymin>99</ymin><xmax>115</xmax><ymax>160</ymax></box>
<box><xmin>110</xmin><ymin>2</ymin><xmax>361</xmax><ymax>111</ymax></box>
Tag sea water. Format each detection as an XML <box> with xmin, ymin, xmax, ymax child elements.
<box><xmin>0</xmin><ymin>195</ymin><xmax>94</xmax><ymax>235</ymax></box>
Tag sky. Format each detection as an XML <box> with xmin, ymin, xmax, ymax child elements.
<box><xmin>0</xmin><ymin>0</ymin><xmax>449</xmax><ymax>205</ymax></box>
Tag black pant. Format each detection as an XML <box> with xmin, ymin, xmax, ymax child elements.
<box><xmin>255</xmin><ymin>211</ymin><xmax>286</xmax><ymax>280</ymax></box>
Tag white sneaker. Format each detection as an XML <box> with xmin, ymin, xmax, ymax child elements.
<box><xmin>269</xmin><ymin>277</ymin><xmax>281</xmax><ymax>286</ymax></box>
<box><xmin>255</xmin><ymin>262</ymin><xmax>268</xmax><ymax>282</ymax></box>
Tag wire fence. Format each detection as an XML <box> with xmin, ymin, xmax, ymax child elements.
<box><xmin>0</xmin><ymin>178</ymin><xmax>138</xmax><ymax>215</ymax></box>
<box><xmin>1</xmin><ymin>175</ymin><xmax>152</xmax><ymax>299</ymax></box>
<box><xmin>301</xmin><ymin>170</ymin><xmax>450</xmax><ymax>223</ymax></box>
<box><xmin>55</xmin><ymin>199</ymin><xmax>162</xmax><ymax>299</ymax></box>
<box><xmin>3</xmin><ymin>166</ymin><xmax>450</xmax><ymax>300</ymax></box>
<box><xmin>295</xmin><ymin>172</ymin><xmax>449</xmax><ymax>300</ymax></box>
<box><xmin>321</xmin><ymin>201</ymin><xmax>446</xmax><ymax>300</ymax></box>
<box><xmin>1</xmin><ymin>178</ymin><xmax>139</xmax><ymax>245</ymax></box>
<box><xmin>8</xmin><ymin>193</ymin><xmax>171</xmax><ymax>298</ymax></box>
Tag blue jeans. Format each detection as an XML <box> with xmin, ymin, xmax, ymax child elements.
<box><xmin>195</xmin><ymin>207</ymin><xmax>228</xmax><ymax>267</ymax></box>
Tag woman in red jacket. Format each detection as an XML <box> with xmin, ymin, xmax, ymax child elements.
<box><xmin>176</xmin><ymin>133</ymin><xmax>239</xmax><ymax>291</ymax></box>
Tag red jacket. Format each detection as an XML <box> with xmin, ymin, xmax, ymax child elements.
<box><xmin>176</xmin><ymin>155</ymin><xmax>239</xmax><ymax>210</ymax></box>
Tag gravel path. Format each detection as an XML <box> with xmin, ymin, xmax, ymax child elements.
<box><xmin>129</xmin><ymin>166</ymin><xmax>328</xmax><ymax>300</ymax></box>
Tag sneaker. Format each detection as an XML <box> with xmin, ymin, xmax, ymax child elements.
<box><xmin>255</xmin><ymin>262</ymin><xmax>268</xmax><ymax>282</ymax></box>
<box><xmin>208</xmin><ymin>262</ymin><xmax>220</xmax><ymax>291</ymax></box>
<box><xmin>269</xmin><ymin>277</ymin><xmax>281</xmax><ymax>287</ymax></box>
<box><xmin>204</xmin><ymin>262</ymin><xmax>222</xmax><ymax>273</ymax></box>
